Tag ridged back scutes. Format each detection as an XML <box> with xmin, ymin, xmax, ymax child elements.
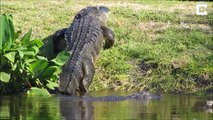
<box><xmin>59</xmin><ymin>16</ymin><xmax>102</xmax><ymax>91</ymax></box>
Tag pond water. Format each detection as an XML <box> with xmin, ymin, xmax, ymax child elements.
<box><xmin>0</xmin><ymin>91</ymin><xmax>212</xmax><ymax>120</ymax></box>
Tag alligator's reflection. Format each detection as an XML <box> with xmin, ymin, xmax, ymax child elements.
<box><xmin>0</xmin><ymin>94</ymin><xmax>212</xmax><ymax>120</ymax></box>
<box><xmin>193</xmin><ymin>100</ymin><xmax>213</xmax><ymax>113</ymax></box>
<box><xmin>59</xmin><ymin>95</ymin><xmax>94</xmax><ymax>120</ymax></box>
<box><xmin>58</xmin><ymin>91</ymin><xmax>160</xmax><ymax>120</ymax></box>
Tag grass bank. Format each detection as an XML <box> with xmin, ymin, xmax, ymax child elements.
<box><xmin>1</xmin><ymin>0</ymin><xmax>213</xmax><ymax>93</ymax></box>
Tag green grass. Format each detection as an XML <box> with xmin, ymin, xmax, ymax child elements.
<box><xmin>1</xmin><ymin>0</ymin><xmax>213</xmax><ymax>93</ymax></box>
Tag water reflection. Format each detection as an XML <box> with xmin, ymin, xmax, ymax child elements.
<box><xmin>0</xmin><ymin>92</ymin><xmax>212</xmax><ymax>120</ymax></box>
<box><xmin>59</xmin><ymin>96</ymin><xmax>93</xmax><ymax>120</ymax></box>
<box><xmin>193</xmin><ymin>100</ymin><xmax>213</xmax><ymax>113</ymax></box>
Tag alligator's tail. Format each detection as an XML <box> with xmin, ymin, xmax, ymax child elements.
<box><xmin>59</xmin><ymin>72</ymin><xmax>79</xmax><ymax>95</ymax></box>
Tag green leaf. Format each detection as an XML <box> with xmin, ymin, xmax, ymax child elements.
<box><xmin>17</xmin><ymin>60</ymin><xmax>25</xmax><ymax>70</ymax></box>
<box><xmin>21</xmin><ymin>29</ymin><xmax>32</xmax><ymax>45</ymax></box>
<box><xmin>46</xmin><ymin>81</ymin><xmax>58</xmax><ymax>90</ymax></box>
<box><xmin>39</xmin><ymin>66</ymin><xmax>61</xmax><ymax>79</ymax></box>
<box><xmin>0</xmin><ymin>72</ymin><xmax>10</xmax><ymax>82</ymax></box>
<box><xmin>0</xmin><ymin>14</ymin><xmax>15</xmax><ymax>50</ymax></box>
<box><xmin>27</xmin><ymin>87</ymin><xmax>51</xmax><ymax>96</ymax></box>
<box><xmin>21</xmin><ymin>39</ymin><xmax>43</xmax><ymax>56</ymax></box>
<box><xmin>29</xmin><ymin>56</ymin><xmax>48</xmax><ymax>73</ymax></box>
<box><xmin>7</xmin><ymin>15</ymin><xmax>15</xmax><ymax>41</ymax></box>
<box><xmin>51</xmin><ymin>51</ymin><xmax>71</xmax><ymax>66</ymax></box>
<box><xmin>14</xmin><ymin>30</ymin><xmax>21</xmax><ymax>40</ymax></box>
<box><xmin>46</xmin><ymin>83</ymin><xmax>55</xmax><ymax>90</ymax></box>
<box><xmin>3</xmin><ymin>51</ymin><xmax>16</xmax><ymax>63</ymax></box>
<box><xmin>18</xmin><ymin>50</ymin><xmax>24</xmax><ymax>58</ymax></box>
<box><xmin>0</xmin><ymin>15</ymin><xmax>6</xmax><ymax>50</ymax></box>
<box><xmin>22</xmin><ymin>50</ymin><xmax>35</xmax><ymax>56</ymax></box>
<box><xmin>25</xmin><ymin>59</ymin><xmax>36</xmax><ymax>67</ymax></box>
<box><xmin>29</xmin><ymin>46</ymin><xmax>39</xmax><ymax>55</ymax></box>
<box><xmin>28</xmin><ymin>39</ymin><xmax>43</xmax><ymax>48</ymax></box>
<box><xmin>25</xmin><ymin>59</ymin><xmax>36</xmax><ymax>64</ymax></box>
<box><xmin>37</xmin><ymin>55</ymin><xmax>48</xmax><ymax>61</ymax></box>
<box><xmin>12</xmin><ymin>62</ymin><xmax>17</xmax><ymax>71</ymax></box>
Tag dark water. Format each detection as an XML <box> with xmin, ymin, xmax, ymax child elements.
<box><xmin>0</xmin><ymin>91</ymin><xmax>212</xmax><ymax>120</ymax></box>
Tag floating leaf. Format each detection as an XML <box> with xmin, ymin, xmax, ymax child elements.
<box><xmin>0</xmin><ymin>72</ymin><xmax>10</xmax><ymax>82</ymax></box>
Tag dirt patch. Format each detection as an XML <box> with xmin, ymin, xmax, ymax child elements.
<box><xmin>138</xmin><ymin>21</ymin><xmax>171</xmax><ymax>39</ymax></box>
<box><xmin>96</xmin><ymin>2</ymin><xmax>151</xmax><ymax>11</ymax></box>
<box><xmin>138</xmin><ymin>21</ymin><xmax>171</xmax><ymax>32</ymax></box>
<box><xmin>138</xmin><ymin>21</ymin><xmax>212</xmax><ymax>36</ymax></box>
<box><xmin>139</xmin><ymin>60</ymin><xmax>158</xmax><ymax>75</ymax></box>
<box><xmin>178</xmin><ymin>22</ymin><xmax>213</xmax><ymax>33</ymax></box>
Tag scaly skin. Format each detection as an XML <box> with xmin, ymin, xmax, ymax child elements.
<box><xmin>59</xmin><ymin>91</ymin><xmax>162</xmax><ymax>101</ymax></box>
<box><xmin>84</xmin><ymin>91</ymin><xmax>162</xmax><ymax>101</ymax></box>
<box><xmin>53</xmin><ymin>6</ymin><xmax>115</xmax><ymax>95</ymax></box>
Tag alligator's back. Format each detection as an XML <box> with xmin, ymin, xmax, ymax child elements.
<box><xmin>59</xmin><ymin>91</ymin><xmax>162</xmax><ymax>102</ymax></box>
<box><xmin>56</xmin><ymin>6</ymin><xmax>115</xmax><ymax>95</ymax></box>
<box><xmin>59</xmin><ymin>15</ymin><xmax>103</xmax><ymax>94</ymax></box>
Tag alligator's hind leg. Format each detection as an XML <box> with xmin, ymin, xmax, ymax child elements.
<box><xmin>66</xmin><ymin>75</ymin><xmax>79</xmax><ymax>95</ymax></box>
<box><xmin>79</xmin><ymin>58</ymin><xmax>95</xmax><ymax>93</ymax></box>
<box><xmin>101</xmin><ymin>26</ymin><xmax>115</xmax><ymax>49</ymax></box>
<box><xmin>53</xmin><ymin>28</ymin><xmax>67</xmax><ymax>54</ymax></box>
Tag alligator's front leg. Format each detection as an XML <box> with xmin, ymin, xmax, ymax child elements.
<box><xmin>79</xmin><ymin>58</ymin><xmax>95</xmax><ymax>94</ymax></box>
<box><xmin>101</xmin><ymin>26</ymin><xmax>115</xmax><ymax>49</ymax></box>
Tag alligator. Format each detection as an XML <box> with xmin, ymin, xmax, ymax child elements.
<box><xmin>52</xmin><ymin>6</ymin><xmax>115</xmax><ymax>95</ymax></box>
<box><xmin>59</xmin><ymin>91</ymin><xmax>162</xmax><ymax>102</ymax></box>
<box><xmin>82</xmin><ymin>91</ymin><xmax>162</xmax><ymax>101</ymax></box>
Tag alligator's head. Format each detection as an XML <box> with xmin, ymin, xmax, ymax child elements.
<box><xmin>74</xmin><ymin>6</ymin><xmax>110</xmax><ymax>25</ymax></box>
<box><xmin>129</xmin><ymin>91</ymin><xmax>162</xmax><ymax>99</ymax></box>
<box><xmin>206</xmin><ymin>100</ymin><xmax>213</xmax><ymax>108</ymax></box>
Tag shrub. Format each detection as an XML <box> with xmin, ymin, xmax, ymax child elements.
<box><xmin>0</xmin><ymin>14</ymin><xmax>70</xmax><ymax>95</ymax></box>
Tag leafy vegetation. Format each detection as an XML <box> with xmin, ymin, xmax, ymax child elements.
<box><xmin>0</xmin><ymin>14</ymin><xmax>70</xmax><ymax>95</ymax></box>
<box><xmin>1</xmin><ymin>0</ymin><xmax>213</xmax><ymax>93</ymax></box>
